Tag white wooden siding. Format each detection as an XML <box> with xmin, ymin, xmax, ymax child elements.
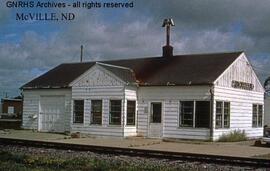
<box><xmin>137</xmin><ymin>86</ymin><xmax>211</xmax><ymax>140</ymax></box>
<box><xmin>40</xmin><ymin>96</ymin><xmax>65</xmax><ymax>132</ymax></box>
<box><xmin>124</xmin><ymin>86</ymin><xmax>137</xmax><ymax>136</ymax></box>
<box><xmin>215</xmin><ymin>53</ymin><xmax>264</xmax><ymax>92</ymax></box>
<box><xmin>22</xmin><ymin>92</ymin><xmax>39</xmax><ymax>129</ymax></box>
<box><xmin>71</xmin><ymin>86</ymin><xmax>125</xmax><ymax>136</ymax></box>
<box><xmin>22</xmin><ymin>89</ymin><xmax>71</xmax><ymax>132</ymax></box>
<box><xmin>264</xmin><ymin>96</ymin><xmax>270</xmax><ymax>126</ymax></box>
<box><xmin>137</xmin><ymin>100</ymin><xmax>148</xmax><ymax>136</ymax></box>
<box><xmin>72</xmin><ymin>87</ymin><xmax>124</xmax><ymax>99</ymax></box>
<box><xmin>71</xmin><ymin>65</ymin><xmax>138</xmax><ymax>137</ymax></box>
<box><xmin>213</xmin><ymin>86</ymin><xmax>264</xmax><ymax>140</ymax></box>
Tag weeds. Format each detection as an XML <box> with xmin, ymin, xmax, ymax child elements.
<box><xmin>218</xmin><ymin>130</ymin><xmax>247</xmax><ymax>142</ymax></box>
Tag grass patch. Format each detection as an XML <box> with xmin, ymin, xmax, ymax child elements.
<box><xmin>218</xmin><ymin>130</ymin><xmax>247</xmax><ymax>142</ymax></box>
<box><xmin>253</xmin><ymin>153</ymin><xmax>270</xmax><ymax>159</ymax></box>
<box><xmin>0</xmin><ymin>151</ymin><xmax>177</xmax><ymax>171</ymax></box>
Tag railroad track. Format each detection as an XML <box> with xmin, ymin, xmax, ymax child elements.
<box><xmin>0</xmin><ymin>137</ymin><xmax>269</xmax><ymax>168</ymax></box>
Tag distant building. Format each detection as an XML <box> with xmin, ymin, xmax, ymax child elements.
<box><xmin>1</xmin><ymin>97</ymin><xmax>23</xmax><ymax>117</ymax></box>
<box><xmin>0</xmin><ymin>100</ymin><xmax>2</xmax><ymax>113</ymax></box>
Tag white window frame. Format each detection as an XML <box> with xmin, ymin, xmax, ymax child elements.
<box><xmin>126</xmin><ymin>100</ymin><xmax>136</xmax><ymax>126</ymax></box>
<box><xmin>252</xmin><ymin>104</ymin><xmax>263</xmax><ymax>128</ymax></box>
<box><xmin>215</xmin><ymin>101</ymin><xmax>230</xmax><ymax>129</ymax></box>
<box><xmin>7</xmin><ymin>106</ymin><xmax>15</xmax><ymax>114</ymax></box>
<box><xmin>179</xmin><ymin>100</ymin><xmax>210</xmax><ymax>128</ymax></box>
<box><xmin>109</xmin><ymin>99</ymin><xmax>122</xmax><ymax>125</ymax></box>
<box><xmin>90</xmin><ymin>99</ymin><xmax>103</xmax><ymax>125</ymax></box>
<box><xmin>179</xmin><ymin>100</ymin><xmax>195</xmax><ymax>127</ymax></box>
<box><xmin>73</xmin><ymin>99</ymin><xmax>84</xmax><ymax>124</ymax></box>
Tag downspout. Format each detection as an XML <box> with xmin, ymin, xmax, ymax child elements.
<box><xmin>209</xmin><ymin>85</ymin><xmax>214</xmax><ymax>141</ymax></box>
<box><xmin>122</xmin><ymin>85</ymin><xmax>126</xmax><ymax>138</ymax></box>
<box><xmin>136</xmin><ymin>85</ymin><xmax>139</xmax><ymax>136</ymax></box>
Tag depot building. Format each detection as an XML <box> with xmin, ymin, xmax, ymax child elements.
<box><xmin>21</xmin><ymin>21</ymin><xmax>264</xmax><ymax>141</ymax></box>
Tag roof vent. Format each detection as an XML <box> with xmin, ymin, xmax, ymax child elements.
<box><xmin>162</xmin><ymin>18</ymin><xmax>175</xmax><ymax>57</ymax></box>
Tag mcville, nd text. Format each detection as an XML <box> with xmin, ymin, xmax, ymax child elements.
<box><xmin>16</xmin><ymin>13</ymin><xmax>75</xmax><ymax>21</ymax></box>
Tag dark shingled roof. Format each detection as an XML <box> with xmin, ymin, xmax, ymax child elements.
<box><xmin>96</xmin><ymin>62</ymin><xmax>137</xmax><ymax>84</ymax></box>
<box><xmin>22</xmin><ymin>51</ymin><xmax>242</xmax><ymax>89</ymax></box>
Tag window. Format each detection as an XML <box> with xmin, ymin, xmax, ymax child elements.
<box><xmin>73</xmin><ymin>100</ymin><xmax>84</xmax><ymax>123</ymax></box>
<box><xmin>110</xmin><ymin>100</ymin><xmax>122</xmax><ymax>125</ymax></box>
<box><xmin>252</xmin><ymin>104</ymin><xmax>263</xmax><ymax>127</ymax></box>
<box><xmin>151</xmin><ymin>102</ymin><xmax>162</xmax><ymax>123</ymax></box>
<box><xmin>195</xmin><ymin>101</ymin><xmax>210</xmax><ymax>128</ymax></box>
<box><xmin>180</xmin><ymin>101</ymin><xmax>210</xmax><ymax>128</ymax></box>
<box><xmin>7</xmin><ymin>106</ymin><xmax>14</xmax><ymax>114</ymax></box>
<box><xmin>180</xmin><ymin>101</ymin><xmax>194</xmax><ymax>127</ymax></box>
<box><xmin>216</xmin><ymin>102</ymin><xmax>222</xmax><ymax>128</ymax></box>
<box><xmin>91</xmin><ymin>100</ymin><xmax>102</xmax><ymax>125</ymax></box>
<box><xmin>215</xmin><ymin>101</ymin><xmax>230</xmax><ymax>128</ymax></box>
<box><xmin>127</xmin><ymin>101</ymin><xmax>136</xmax><ymax>125</ymax></box>
<box><xmin>224</xmin><ymin>102</ymin><xmax>230</xmax><ymax>128</ymax></box>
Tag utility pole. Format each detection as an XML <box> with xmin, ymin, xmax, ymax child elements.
<box><xmin>80</xmin><ymin>45</ymin><xmax>83</xmax><ymax>62</ymax></box>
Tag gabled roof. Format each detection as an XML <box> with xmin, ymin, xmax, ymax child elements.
<box><xmin>21</xmin><ymin>51</ymin><xmax>242</xmax><ymax>89</ymax></box>
<box><xmin>96</xmin><ymin>62</ymin><xmax>137</xmax><ymax>84</ymax></box>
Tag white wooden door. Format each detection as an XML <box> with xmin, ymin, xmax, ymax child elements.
<box><xmin>148</xmin><ymin>102</ymin><xmax>163</xmax><ymax>138</ymax></box>
<box><xmin>40</xmin><ymin>96</ymin><xmax>65</xmax><ymax>132</ymax></box>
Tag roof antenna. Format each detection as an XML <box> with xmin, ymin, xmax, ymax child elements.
<box><xmin>162</xmin><ymin>18</ymin><xmax>175</xmax><ymax>57</ymax></box>
<box><xmin>80</xmin><ymin>45</ymin><xmax>83</xmax><ymax>62</ymax></box>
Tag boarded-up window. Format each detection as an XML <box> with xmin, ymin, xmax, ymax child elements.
<box><xmin>127</xmin><ymin>101</ymin><xmax>136</xmax><ymax>125</ymax></box>
<box><xmin>195</xmin><ymin>101</ymin><xmax>210</xmax><ymax>128</ymax></box>
<box><xmin>151</xmin><ymin>103</ymin><xmax>162</xmax><ymax>123</ymax></box>
<box><xmin>110</xmin><ymin>100</ymin><xmax>121</xmax><ymax>125</ymax></box>
<box><xmin>252</xmin><ymin>104</ymin><xmax>263</xmax><ymax>128</ymax></box>
<box><xmin>73</xmin><ymin>100</ymin><xmax>84</xmax><ymax>123</ymax></box>
<box><xmin>180</xmin><ymin>101</ymin><xmax>194</xmax><ymax>127</ymax></box>
<box><xmin>215</xmin><ymin>101</ymin><xmax>230</xmax><ymax>128</ymax></box>
<box><xmin>91</xmin><ymin>100</ymin><xmax>102</xmax><ymax>125</ymax></box>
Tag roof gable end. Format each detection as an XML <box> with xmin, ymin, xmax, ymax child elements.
<box><xmin>69</xmin><ymin>64</ymin><xmax>127</xmax><ymax>87</ymax></box>
<box><xmin>214</xmin><ymin>52</ymin><xmax>264</xmax><ymax>92</ymax></box>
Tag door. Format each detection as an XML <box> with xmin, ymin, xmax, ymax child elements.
<box><xmin>148</xmin><ymin>102</ymin><xmax>162</xmax><ymax>138</ymax></box>
<box><xmin>40</xmin><ymin>96</ymin><xmax>65</xmax><ymax>132</ymax></box>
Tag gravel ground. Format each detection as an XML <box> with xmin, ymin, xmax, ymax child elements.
<box><xmin>0</xmin><ymin>144</ymin><xmax>268</xmax><ymax>171</ymax></box>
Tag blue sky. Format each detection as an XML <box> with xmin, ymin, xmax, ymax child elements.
<box><xmin>0</xmin><ymin>0</ymin><xmax>270</xmax><ymax>98</ymax></box>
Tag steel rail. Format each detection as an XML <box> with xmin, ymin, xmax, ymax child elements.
<box><xmin>0</xmin><ymin>137</ymin><xmax>269</xmax><ymax>168</ymax></box>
